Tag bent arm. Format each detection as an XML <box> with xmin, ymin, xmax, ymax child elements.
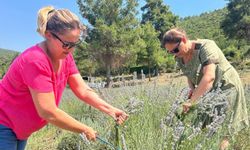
<box><xmin>187</xmin><ymin>78</ymin><xmax>195</xmax><ymax>90</ymax></box>
<box><xmin>187</xmin><ymin>78</ymin><xmax>195</xmax><ymax>98</ymax></box>
<box><xmin>190</xmin><ymin>63</ymin><xmax>216</xmax><ymax>102</ymax></box>
<box><xmin>68</xmin><ymin>74</ymin><xmax>117</xmax><ymax>117</ymax></box>
<box><xmin>29</xmin><ymin>88</ymin><xmax>92</xmax><ymax>134</ymax></box>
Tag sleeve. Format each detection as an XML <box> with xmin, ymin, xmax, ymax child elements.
<box><xmin>22</xmin><ymin>61</ymin><xmax>53</xmax><ymax>92</ymax></box>
<box><xmin>68</xmin><ymin>53</ymin><xmax>79</xmax><ymax>75</ymax></box>
<box><xmin>199</xmin><ymin>40</ymin><xmax>220</xmax><ymax>66</ymax></box>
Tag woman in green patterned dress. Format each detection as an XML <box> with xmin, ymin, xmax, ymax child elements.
<box><xmin>162</xmin><ymin>28</ymin><xmax>249</xmax><ymax>150</ymax></box>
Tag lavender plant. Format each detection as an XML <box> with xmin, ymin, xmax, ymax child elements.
<box><xmin>26</xmin><ymin>77</ymin><xmax>249</xmax><ymax>150</ymax></box>
<box><xmin>162</xmin><ymin>84</ymin><xmax>232</xmax><ymax>150</ymax></box>
<box><xmin>124</xmin><ymin>97</ymin><xmax>144</xmax><ymax>114</ymax></box>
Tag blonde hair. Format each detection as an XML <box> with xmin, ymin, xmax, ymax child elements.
<box><xmin>162</xmin><ymin>28</ymin><xmax>188</xmax><ymax>45</ymax></box>
<box><xmin>37</xmin><ymin>6</ymin><xmax>86</xmax><ymax>37</ymax></box>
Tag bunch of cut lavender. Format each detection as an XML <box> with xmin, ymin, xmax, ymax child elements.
<box><xmin>184</xmin><ymin>85</ymin><xmax>230</xmax><ymax>140</ymax></box>
<box><xmin>161</xmin><ymin>84</ymin><xmax>232</xmax><ymax>149</ymax></box>
<box><xmin>194</xmin><ymin>85</ymin><xmax>230</xmax><ymax>130</ymax></box>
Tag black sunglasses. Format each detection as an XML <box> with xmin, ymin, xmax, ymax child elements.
<box><xmin>51</xmin><ymin>32</ymin><xmax>82</xmax><ymax>49</ymax></box>
<box><xmin>168</xmin><ymin>42</ymin><xmax>181</xmax><ymax>54</ymax></box>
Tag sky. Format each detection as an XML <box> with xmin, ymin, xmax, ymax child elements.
<box><xmin>0</xmin><ymin>0</ymin><xmax>228</xmax><ymax>52</ymax></box>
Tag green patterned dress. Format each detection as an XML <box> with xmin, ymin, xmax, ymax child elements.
<box><xmin>176</xmin><ymin>39</ymin><xmax>249</xmax><ymax>134</ymax></box>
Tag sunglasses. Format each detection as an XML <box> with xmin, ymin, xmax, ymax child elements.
<box><xmin>51</xmin><ymin>32</ymin><xmax>82</xmax><ymax>49</ymax></box>
<box><xmin>168</xmin><ymin>42</ymin><xmax>181</xmax><ymax>54</ymax></box>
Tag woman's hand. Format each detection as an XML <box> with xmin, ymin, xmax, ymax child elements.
<box><xmin>182</xmin><ymin>99</ymin><xmax>197</xmax><ymax>114</ymax></box>
<box><xmin>83</xmin><ymin>126</ymin><xmax>97</xmax><ymax>141</ymax></box>
<box><xmin>110</xmin><ymin>108</ymin><xmax>129</xmax><ymax>125</ymax></box>
<box><xmin>182</xmin><ymin>102</ymin><xmax>192</xmax><ymax>113</ymax></box>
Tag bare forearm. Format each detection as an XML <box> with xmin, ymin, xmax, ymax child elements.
<box><xmin>68</xmin><ymin>74</ymin><xmax>118</xmax><ymax>117</ymax></box>
<box><xmin>76</xmin><ymin>88</ymin><xmax>115</xmax><ymax>116</ymax></box>
<box><xmin>190</xmin><ymin>76</ymin><xmax>214</xmax><ymax>101</ymax></box>
<box><xmin>187</xmin><ymin>78</ymin><xmax>195</xmax><ymax>90</ymax></box>
<box><xmin>45</xmin><ymin>108</ymin><xmax>90</xmax><ymax>133</ymax></box>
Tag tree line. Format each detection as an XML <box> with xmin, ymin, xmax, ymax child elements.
<box><xmin>0</xmin><ymin>49</ymin><xmax>19</xmax><ymax>78</ymax></box>
<box><xmin>1</xmin><ymin>0</ymin><xmax>249</xmax><ymax>83</ymax></box>
<box><xmin>74</xmin><ymin>0</ymin><xmax>250</xmax><ymax>86</ymax></box>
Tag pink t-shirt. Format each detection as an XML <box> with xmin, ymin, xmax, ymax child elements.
<box><xmin>0</xmin><ymin>44</ymin><xmax>79</xmax><ymax>140</ymax></box>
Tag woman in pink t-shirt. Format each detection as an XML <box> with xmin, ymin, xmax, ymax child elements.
<box><xmin>0</xmin><ymin>6</ymin><xmax>128</xmax><ymax>150</ymax></box>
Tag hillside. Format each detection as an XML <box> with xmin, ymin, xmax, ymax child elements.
<box><xmin>177</xmin><ymin>8</ymin><xmax>250</xmax><ymax>68</ymax></box>
<box><xmin>0</xmin><ymin>48</ymin><xmax>18</xmax><ymax>55</ymax></box>
<box><xmin>0</xmin><ymin>48</ymin><xmax>19</xmax><ymax>78</ymax></box>
<box><xmin>177</xmin><ymin>8</ymin><xmax>230</xmax><ymax>50</ymax></box>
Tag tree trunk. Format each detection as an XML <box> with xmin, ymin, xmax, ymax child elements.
<box><xmin>237</xmin><ymin>39</ymin><xmax>241</xmax><ymax>50</ymax></box>
<box><xmin>148</xmin><ymin>59</ymin><xmax>151</xmax><ymax>81</ymax></box>
<box><xmin>105</xmin><ymin>64</ymin><xmax>112</xmax><ymax>88</ymax></box>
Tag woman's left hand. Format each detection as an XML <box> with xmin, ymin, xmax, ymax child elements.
<box><xmin>110</xmin><ymin>108</ymin><xmax>129</xmax><ymax>125</ymax></box>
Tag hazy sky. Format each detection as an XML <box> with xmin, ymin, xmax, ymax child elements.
<box><xmin>0</xmin><ymin>0</ymin><xmax>227</xmax><ymax>52</ymax></box>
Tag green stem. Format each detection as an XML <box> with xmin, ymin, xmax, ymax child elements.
<box><xmin>115</xmin><ymin>123</ymin><xmax>122</xmax><ymax>150</ymax></box>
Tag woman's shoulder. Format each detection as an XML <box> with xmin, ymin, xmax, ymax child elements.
<box><xmin>196</xmin><ymin>39</ymin><xmax>217</xmax><ymax>48</ymax></box>
<box><xmin>16</xmin><ymin>44</ymin><xmax>51</xmax><ymax>71</ymax></box>
<box><xmin>196</xmin><ymin>39</ymin><xmax>221</xmax><ymax>63</ymax></box>
<box><xmin>64</xmin><ymin>53</ymin><xmax>76</xmax><ymax>65</ymax></box>
<box><xmin>196</xmin><ymin>39</ymin><xmax>221</xmax><ymax>56</ymax></box>
<box><xmin>20</xmin><ymin>44</ymin><xmax>49</xmax><ymax>64</ymax></box>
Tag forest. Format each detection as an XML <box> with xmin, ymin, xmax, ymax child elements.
<box><xmin>1</xmin><ymin>0</ymin><xmax>249</xmax><ymax>82</ymax></box>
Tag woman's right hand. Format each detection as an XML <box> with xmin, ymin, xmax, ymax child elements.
<box><xmin>83</xmin><ymin>126</ymin><xmax>97</xmax><ymax>141</ymax></box>
<box><xmin>182</xmin><ymin>101</ymin><xmax>192</xmax><ymax>113</ymax></box>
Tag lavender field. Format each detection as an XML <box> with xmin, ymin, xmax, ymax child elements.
<box><xmin>26</xmin><ymin>75</ymin><xmax>250</xmax><ymax>150</ymax></box>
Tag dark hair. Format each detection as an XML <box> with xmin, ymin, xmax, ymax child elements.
<box><xmin>162</xmin><ymin>28</ymin><xmax>187</xmax><ymax>46</ymax></box>
<box><xmin>162</xmin><ymin>36</ymin><xmax>181</xmax><ymax>46</ymax></box>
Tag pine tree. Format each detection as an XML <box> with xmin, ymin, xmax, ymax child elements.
<box><xmin>77</xmin><ymin>0</ymin><xmax>144</xmax><ymax>87</ymax></box>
